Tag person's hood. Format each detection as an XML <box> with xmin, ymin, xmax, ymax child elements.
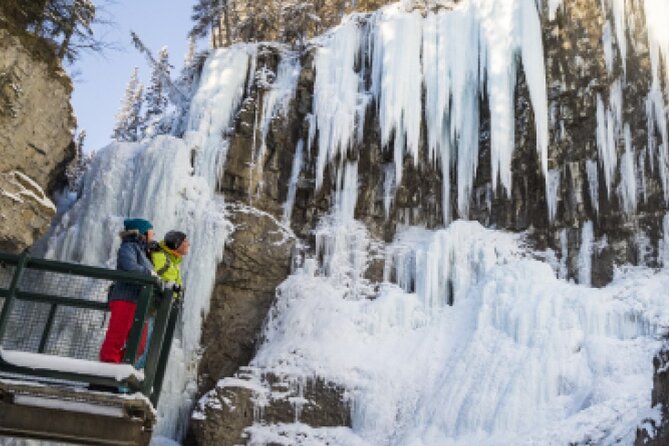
<box><xmin>158</xmin><ymin>241</ymin><xmax>183</xmax><ymax>263</ymax></box>
<box><xmin>119</xmin><ymin>229</ymin><xmax>144</xmax><ymax>242</ymax></box>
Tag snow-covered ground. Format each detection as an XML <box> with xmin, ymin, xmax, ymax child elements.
<box><xmin>237</xmin><ymin>220</ymin><xmax>668</xmax><ymax>445</ymax></box>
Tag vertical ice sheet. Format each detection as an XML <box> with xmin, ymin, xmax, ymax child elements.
<box><xmin>586</xmin><ymin>159</ymin><xmax>600</xmax><ymax>216</ymax></box>
<box><xmin>547</xmin><ymin>168</ymin><xmax>560</xmax><ymax>223</ymax></box>
<box><xmin>643</xmin><ymin>0</ymin><xmax>669</xmax><ymax>201</ymax></box>
<box><xmin>187</xmin><ymin>46</ymin><xmax>255</xmax><ymax>190</ymax></box>
<box><xmin>618</xmin><ymin>124</ymin><xmax>638</xmax><ymax>214</ymax></box>
<box><xmin>547</xmin><ymin>0</ymin><xmax>564</xmax><ymax>21</ymax></box>
<box><xmin>595</xmin><ymin>79</ymin><xmax>623</xmax><ymax>200</ymax></box>
<box><xmin>371</xmin><ymin>7</ymin><xmax>423</xmax><ymax>185</ymax></box>
<box><xmin>258</xmin><ymin>54</ymin><xmax>301</xmax><ymax>163</ymax></box>
<box><xmin>311</xmin><ymin>20</ymin><xmax>363</xmax><ymax>191</ymax></box>
<box><xmin>659</xmin><ymin>213</ymin><xmax>669</xmax><ymax>266</ymax></box>
<box><xmin>310</xmin><ymin>0</ymin><xmax>550</xmax><ymax>221</ymax></box>
<box><xmin>44</xmin><ymin>44</ymin><xmax>260</xmax><ymax>440</ymax></box>
<box><xmin>577</xmin><ymin>221</ymin><xmax>594</xmax><ymax>286</ymax></box>
<box><xmin>282</xmin><ymin>139</ymin><xmax>304</xmax><ymax>223</ymax></box>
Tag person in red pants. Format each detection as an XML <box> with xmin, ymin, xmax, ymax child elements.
<box><xmin>99</xmin><ymin>218</ymin><xmax>157</xmax><ymax>363</ymax></box>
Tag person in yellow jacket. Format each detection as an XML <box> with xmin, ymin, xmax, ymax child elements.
<box><xmin>151</xmin><ymin>230</ymin><xmax>190</xmax><ymax>294</ymax></box>
<box><xmin>135</xmin><ymin>230</ymin><xmax>190</xmax><ymax>369</ymax></box>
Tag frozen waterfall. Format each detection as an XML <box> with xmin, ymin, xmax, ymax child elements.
<box><xmin>34</xmin><ymin>0</ymin><xmax>669</xmax><ymax>445</ymax></box>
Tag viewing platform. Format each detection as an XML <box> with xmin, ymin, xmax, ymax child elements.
<box><xmin>0</xmin><ymin>251</ymin><xmax>180</xmax><ymax>446</ymax></box>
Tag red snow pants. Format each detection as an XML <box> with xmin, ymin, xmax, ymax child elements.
<box><xmin>99</xmin><ymin>300</ymin><xmax>148</xmax><ymax>363</ymax></box>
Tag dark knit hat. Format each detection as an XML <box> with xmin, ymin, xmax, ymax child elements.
<box><xmin>164</xmin><ymin>230</ymin><xmax>187</xmax><ymax>250</ymax></box>
<box><xmin>124</xmin><ymin>218</ymin><xmax>153</xmax><ymax>235</ymax></box>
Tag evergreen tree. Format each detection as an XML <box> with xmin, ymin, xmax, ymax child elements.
<box><xmin>190</xmin><ymin>0</ymin><xmax>231</xmax><ymax>47</ymax></box>
<box><xmin>0</xmin><ymin>0</ymin><xmax>111</xmax><ymax>63</ymax></box>
<box><xmin>112</xmin><ymin>68</ymin><xmax>145</xmax><ymax>142</ymax></box>
<box><xmin>66</xmin><ymin>130</ymin><xmax>92</xmax><ymax>193</ymax></box>
<box><xmin>144</xmin><ymin>47</ymin><xmax>170</xmax><ymax>121</ymax></box>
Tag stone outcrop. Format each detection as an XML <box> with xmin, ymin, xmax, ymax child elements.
<box><xmin>0</xmin><ymin>26</ymin><xmax>75</xmax><ymax>252</ymax></box>
<box><xmin>197</xmin><ymin>204</ymin><xmax>296</xmax><ymax>393</ymax></box>
<box><xmin>635</xmin><ymin>342</ymin><xmax>669</xmax><ymax>445</ymax></box>
<box><xmin>192</xmin><ymin>369</ymin><xmax>351</xmax><ymax>446</ymax></box>
<box><xmin>0</xmin><ymin>171</ymin><xmax>56</xmax><ymax>252</ymax></box>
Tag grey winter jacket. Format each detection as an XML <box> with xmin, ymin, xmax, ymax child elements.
<box><xmin>108</xmin><ymin>230</ymin><xmax>155</xmax><ymax>303</ymax></box>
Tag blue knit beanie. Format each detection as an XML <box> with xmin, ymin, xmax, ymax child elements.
<box><xmin>124</xmin><ymin>218</ymin><xmax>153</xmax><ymax>235</ymax></box>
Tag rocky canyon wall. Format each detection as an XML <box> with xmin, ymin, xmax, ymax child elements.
<box><xmin>192</xmin><ymin>0</ymin><xmax>669</xmax><ymax>443</ymax></box>
<box><xmin>0</xmin><ymin>25</ymin><xmax>75</xmax><ymax>253</ymax></box>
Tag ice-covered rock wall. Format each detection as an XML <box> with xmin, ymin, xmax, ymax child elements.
<box><xmin>218</xmin><ymin>0</ymin><xmax>669</xmax><ymax>287</ymax></box>
<box><xmin>193</xmin><ymin>0</ymin><xmax>669</xmax><ymax>444</ymax></box>
<box><xmin>36</xmin><ymin>0</ymin><xmax>669</xmax><ymax>444</ymax></box>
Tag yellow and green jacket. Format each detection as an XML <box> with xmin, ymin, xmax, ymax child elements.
<box><xmin>151</xmin><ymin>241</ymin><xmax>183</xmax><ymax>285</ymax></box>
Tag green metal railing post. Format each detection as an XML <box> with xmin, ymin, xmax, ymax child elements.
<box><xmin>0</xmin><ymin>251</ymin><xmax>30</xmax><ymax>343</ymax></box>
<box><xmin>123</xmin><ymin>284</ymin><xmax>152</xmax><ymax>368</ymax></box>
<box><xmin>150</xmin><ymin>299</ymin><xmax>181</xmax><ymax>406</ymax></box>
<box><xmin>38</xmin><ymin>304</ymin><xmax>58</xmax><ymax>353</ymax></box>
<box><xmin>141</xmin><ymin>287</ymin><xmax>174</xmax><ymax>397</ymax></box>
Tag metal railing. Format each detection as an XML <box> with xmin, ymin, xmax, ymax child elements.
<box><xmin>0</xmin><ymin>250</ymin><xmax>180</xmax><ymax>406</ymax></box>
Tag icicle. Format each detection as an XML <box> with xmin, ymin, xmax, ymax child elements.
<box><xmin>187</xmin><ymin>46</ymin><xmax>254</xmax><ymax>190</ymax></box>
<box><xmin>577</xmin><ymin>221</ymin><xmax>594</xmax><ymax>286</ymax></box>
<box><xmin>585</xmin><ymin>159</ymin><xmax>600</xmax><ymax>216</ymax></box>
<box><xmin>595</xmin><ymin>79</ymin><xmax>623</xmax><ymax>200</ymax></box>
<box><xmin>282</xmin><ymin>139</ymin><xmax>304</xmax><ymax>223</ymax></box>
<box><xmin>547</xmin><ymin>169</ymin><xmax>560</xmax><ymax>223</ymax></box>
<box><xmin>258</xmin><ymin>55</ymin><xmax>301</xmax><ymax>162</ymax></box>
<box><xmin>383</xmin><ymin>163</ymin><xmax>395</xmax><ymax>219</ymax></box>
<box><xmin>618</xmin><ymin>124</ymin><xmax>637</xmax><ymax>214</ymax></box>
<box><xmin>547</xmin><ymin>0</ymin><xmax>563</xmax><ymax>20</ymax></box>
<box><xmin>639</xmin><ymin>150</ymin><xmax>648</xmax><ymax>203</ymax></box>
<box><xmin>519</xmin><ymin>0</ymin><xmax>549</xmax><ymax>182</ymax></box>
<box><xmin>312</xmin><ymin>20</ymin><xmax>363</xmax><ymax>191</ymax></box>
<box><xmin>607</xmin><ymin>0</ymin><xmax>628</xmax><ymax>75</ymax></box>
<box><xmin>643</xmin><ymin>0</ymin><xmax>669</xmax><ymax>201</ymax></box>
<box><xmin>336</xmin><ymin>160</ymin><xmax>359</xmax><ymax>223</ymax></box>
<box><xmin>659</xmin><ymin>213</ymin><xmax>669</xmax><ymax>266</ymax></box>
<box><xmin>371</xmin><ymin>7</ymin><xmax>423</xmax><ymax>185</ymax></box>
<box><xmin>479</xmin><ymin>0</ymin><xmax>517</xmax><ymax>194</ymax></box>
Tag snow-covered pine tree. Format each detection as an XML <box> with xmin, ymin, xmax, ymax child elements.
<box><xmin>129</xmin><ymin>82</ymin><xmax>145</xmax><ymax>140</ymax></box>
<box><xmin>142</xmin><ymin>46</ymin><xmax>171</xmax><ymax>137</ymax></box>
<box><xmin>65</xmin><ymin>130</ymin><xmax>92</xmax><ymax>193</ymax></box>
<box><xmin>111</xmin><ymin>67</ymin><xmax>145</xmax><ymax>142</ymax></box>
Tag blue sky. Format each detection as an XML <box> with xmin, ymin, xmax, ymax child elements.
<box><xmin>70</xmin><ymin>0</ymin><xmax>196</xmax><ymax>152</ymax></box>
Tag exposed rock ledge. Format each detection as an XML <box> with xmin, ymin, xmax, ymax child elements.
<box><xmin>0</xmin><ymin>170</ymin><xmax>55</xmax><ymax>252</ymax></box>
<box><xmin>191</xmin><ymin>368</ymin><xmax>351</xmax><ymax>446</ymax></box>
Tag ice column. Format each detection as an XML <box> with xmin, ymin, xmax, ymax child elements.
<box><xmin>258</xmin><ymin>54</ymin><xmax>301</xmax><ymax>162</ymax></box>
<box><xmin>282</xmin><ymin>139</ymin><xmax>304</xmax><ymax>223</ymax></box>
<box><xmin>618</xmin><ymin>124</ymin><xmax>637</xmax><ymax>214</ymax></box>
<box><xmin>585</xmin><ymin>159</ymin><xmax>600</xmax><ymax>216</ymax></box>
<box><xmin>643</xmin><ymin>0</ymin><xmax>669</xmax><ymax>202</ymax></box>
<box><xmin>187</xmin><ymin>46</ymin><xmax>254</xmax><ymax>189</ymax></box>
<box><xmin>577</xmin><ymin>221</ymin><xmax>594</xmax><ymax>286</ymax></box>
<box><xmin>547</xmin><ymin>169</ymin><xmax>561</xmax><ymax>223</ymax></box>
<box><xmin>312</xmin><ymin>20</ymin><xmax>363</xmax><ymax>191</ymax></box>
<box><xmin>371</xmin><ymin>8</ymin><xmax>423</xmax><ymax>186</ymax></box>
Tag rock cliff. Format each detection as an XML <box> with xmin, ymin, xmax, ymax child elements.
<box><xmin>191</xmin><ymin>0</ymin><xmax>669</xmax><ymax>443</ymax></box>
<box><xmin>0</xmin><ymin>26</ymin><xmax>75</xmax><ymax>252</ymax></box>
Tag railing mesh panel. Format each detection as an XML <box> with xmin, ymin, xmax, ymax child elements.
<box><xmin>1</xmin><ymin>269</ymin><xmax>112</xmax><ymax>360</ymax></box>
